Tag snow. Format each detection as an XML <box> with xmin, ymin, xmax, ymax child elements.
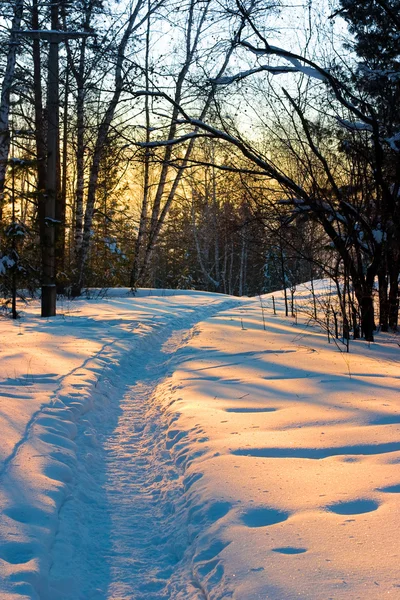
<box><xmin>0</xmin><ymin>284</ymin><xmax>399</xmax><ymax>599</ymax></box>
<box><xmin>283</xmin><ymin>57</ymin><xmax>327</xmax><ymax>81</ymax></box>
<box><xmin>137</xmin><ymin>132</ymin><xmax>200</xmax><ymax>147</ymax></box>
<box><xmin>102</xmin><ymin>238</ymin><xmax>125</xmax><ymax>257</ymax></box>
<box><xmin>385</xmin><ymin>132</ymin><xmax>400</xmax><ymax>151</ymax></box>
<box><xmin>336</xmin><ymin>118</ymin><xmax>374</xmax><ymax>132</ymax></box>
<box><xmin>372</xmin><ymin>229</ymin><xmax>385</xmax><ymax>244</ymax></box>
<box><xmin>0</xmin><ymin>255</ymin><xmax>17</xmax><ymax>275</ymax></box>
<box><xmin>211</xmin><ymin>59</ymin><xmax>325</xmax><ymax>86</ymax></box>
<box><xmin>211</xmin><ymin>66</ymin><xmax>298</xmax><ymax>85</ymax></box>
<box><xmin>239</xmin><ymin>42</ymin><xmax>327</xmax><ymax>82</ymax></box>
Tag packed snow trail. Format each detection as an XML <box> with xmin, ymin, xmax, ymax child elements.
<box><xmin>46</xmin><ymin>295</ymin><xmax>239</xmax><ymax>600</ymax></box>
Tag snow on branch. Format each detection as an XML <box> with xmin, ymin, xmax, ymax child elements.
<box><xmin>278</xmin><ymin>198</ymin><xmax>311</xmax><ymax>211</ymax></box>
<box><xmin>211</xmin><ymin>65</ymin><xmax>298</xmax><ymax>85</ymax></box>
<box><xmin>131</xmin><ymin>89</ymin><xmax>309</xmax><ymax>200</ymax></box>
<box><xmin>240</xmin><ymin>40</ymin><xmax>328</xmax><ymax>82</ymax></box>
<box><xmin>283</xmin><ymin>57</ymin><xmax>327</xmax><ymax>82</ymax></box>
<box><xmin>238</xmin><ymin>40</ymin><xmax>375</xmax><ymax>127</ymax></box>
<box><xmin>136</xmin><ymin>132</ymin><xmax>212</xmax><ymax>148</ymax></box>
<box><xmin>336</xmin><ymin>118</ymin><xmax>373</xmax><ymax>132</ymax></box>
<box><xmin>0</xmin><ymin>255</ymin><xmax>15</xmax><ymax>276</ymax></box>
<box><xmin>385</xmin><ymin>132</ymin><xmax>400</xmax><ymax>151</ymax></box>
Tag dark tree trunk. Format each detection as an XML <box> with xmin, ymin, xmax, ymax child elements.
<box><xmin>378</xmin><ymin>267</ymin><xmax>389</xmax><ymax>332</ymax></box>
<box><xmin>357</xmin><ymin>292</ymin><xmax>375</xmax><ymax>342</ymax></box>
<box><xmin>0</xmin><ymin>0</ymin><xmax>24</xmax><ymax>220</ymax></box>
<box><xmin>280</xmin><ymin>245</ymin><xmax>288</xmax><ymax>317</ymax></box>
<box><xmin>388</xmin><ymin>258</ymin><xmax>399</xmax><ymax>330</ymax></box>
<box><xmin>32</xmin><ymin>0</ymin><xmax>51</xmax><ymax>313</ymax></box>
<box><xmin>41</xmin><ymin>3</ymin><xmax>60</xmax><ymax>317</ymax></box>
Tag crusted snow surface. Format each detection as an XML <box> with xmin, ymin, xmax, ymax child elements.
<box><xmin>0</xmin><ymin>291</ymin><xmax>239</xmax><ymax>599</ymax></box>
<box><xmin>163</xmin><ymin>284</ymin><xmax>400</xmax><ymax>599</ymax></box>
<box><xmin>0</xmin><ymin>283</ymin><xmax>400</xmax><ymax>599</ymax></box>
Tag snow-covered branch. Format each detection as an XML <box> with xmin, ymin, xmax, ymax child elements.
<box><xmin>211</xmin><ymin>65</ymin><xmax>298</xmax><ymax>85</ymax></box>
<box><xmin>385</xmin><ymin>132</ymin><xmax>400</xmax><ymax>151</ymax></box>
<box><xmin>136</xmin><ymin>132</ymin><xmax>213</xmax><ymax>147</ymax></box>
<box><xmin>131</xmin><ymin>89</ymin><xmax>307</xmax><ymax>198</ymax></box>
<box><xmin>336</xmin><ymin>118</ymin><xmax>373</xmax><ymax>132</ymax></box>
<box><xmin>237</xmin><ymin>40</ymin><xmax>376</xmax><ymax>128</ymax></box>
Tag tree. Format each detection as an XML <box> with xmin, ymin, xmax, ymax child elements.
<box><xmin>0</xmin><ymin>0</ymin><xmax>24</xmax><ymax>221</ymax></box>
<box><xmin>128</xmin><ymin>0</ymin><xmax>256</xmax><ymax>289</ymax></box>
<box><xmin>71</xmin><ymin>0</ymin><xmax>164</xmax><ymax>296</ymax></box>
<box><xmin>12</xmin><ymin>0</ymin><xmax>93</xmax><ymax>316</ymax></box>
<box><xmin>336</xmin><ymin>0</ymin><xmax>400</xmax><ymax>329</ymax></box>
<box><xmin>133</xmin><ymin>0</ymin><xmax>400</xmax><ymax>340</ymax></box>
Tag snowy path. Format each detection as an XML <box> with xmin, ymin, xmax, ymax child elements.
<box><xmin>1</xmin><ymin>286</ymin><xmax>400</xmax><ymax>600</ymax></box>
<box><xmin>46</xmin><ymin>298</ymin><xmax>236</xmax><ymax>600</ymax></box>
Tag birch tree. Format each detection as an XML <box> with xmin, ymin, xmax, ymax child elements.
<box><xmin>71</xmin><ymin>0</ymin><xmax>165</xmax><ymax>295</ymax></box>
<box><xmin>129</xmin><ymin>0</ymin><xmax>252</xmax><ymax>288</ymax></box>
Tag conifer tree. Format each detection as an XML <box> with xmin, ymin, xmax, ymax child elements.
<box><xmin>338</xmin><ymin>0</ymin><xmax>400</xmax><ymax>329</ymax></box>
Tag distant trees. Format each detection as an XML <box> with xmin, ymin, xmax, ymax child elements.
<box><xmin>135</xmin><ymin>0</ymin><xmax>399</xmax><ymax>340</ymax></box>
<box><xmin>128</xmin><ymin>0</ymin><xmax>251</xmax><ymax>290</ymax></box>
<box><xmin>149</xmin><ymin>145</ymin><xmax>271</xmax><ymax>295</ymax></box>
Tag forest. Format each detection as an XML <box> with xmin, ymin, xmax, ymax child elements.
<box><xmin>0</xmin><ymin>0</ymin><xmax>399</xmax><ymax>342</ymax></box>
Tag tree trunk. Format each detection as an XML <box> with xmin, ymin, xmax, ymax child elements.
<box><xmin>378</xmin><ymin>267</ymin><xmax>389</xmax><ymax>331</ymax></box>
<box><xmin>238</xmin><ymin>231</ymin><xmax>246</xmax><ymax>296</ymax></box>
<box><xmin>280</xmin><ymin>245</ymin><xmax>289</xmax><ymax>317</ymax></box>
<box><xmin>56</xmin><ymin>66</ymin><xmax>69</xmax><ymax>292</ymax></box>
<box><xmin>0</xmin><ymin>0</ymin><xmax>24</xmax><ymax>219</ymax></box>
<box><xmin>211</xmin><ymin>157</ymin><xmax>220</xmax><ymax>285</ymax></box>
<box><xmin>32</xmin><ymin>0</ymin><xmax>51</xmax><ymax>314</ymax></box>
<box><xmin>388</xmin><ymin>257</ymin><xmax>400</xmax><ymax>330</ymax></box>
<box><xmin>73</xmin><ymin>2</ymin><xmax>145</xmax><ymax>295</ymax></box>
<box><xmin>130</xmin><ymin>5</ymin><xmax>151</xmax><ymax>290</ymax></box>
<box><xmin>191</xmin><ymin>193</ymin><xmax>219</xmax><ymax>290</ymax></box>
<box><xmin>42</xmin><ymin>2</ymin><xmax>60</xmax><ymax>317</ymax></box>
<box><xmin>354</xmin><ymin>288</ymin><xmax>375</xmax><ymax>342</ymax></box>
<box><xmin>228</xmin><ymin>242</ymin><xmax>234</xmax><ymax>295</ymax></box>
<box><xmin>72</xmin><ymin>42</ymin><xmax>87</xmax><ymax>267</ymax></box>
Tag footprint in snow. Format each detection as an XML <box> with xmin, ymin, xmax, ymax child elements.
<box><xmin>189</xmin><ymin>501</ymin><xmax>231</xmax><ymax>525</ymax></box>
<box><xmin>369</xmin><ymin>414</ymin><xmax>400</xmax><ymax>425</ymax></box>
<box><xmin>326</xmin><ymin>498</ymin><xmax>379</xmax><ymax>515</ymax></box>
<box><xmin>272</xmin><ymin>547</ymin><xmax>307</xmax><ymax>555</ymax></box>
<box><xmin>195</xmin><ymin>539</ymin><xmax>230</xmax><ymax>562</ymax></box>
<box><xmin>0</xmin><ymin>542</ymin><xmax>34</xmax><ymax>564</ymax></box>
<box><xmin>4</xmin><ymin>505</ymin><xmax>50</xmax><ymax>526</ymax></box>
<box><xmin>377</xmin><ymin>484</ymin><xmax>400</xmax><ymax>493</ymax></box>
<box><xmin>225</xmin><ymin>407</ymin><xmax>277</xmax><ymax>413</ymax></box>
<box><xmin>241</xmin><ymin>507</ymin><xmax>289</xmax><ymax>528</ymax></box>
<box><xmin>183</xmin><ymin>472</ymin><xmax>203</xmax><ymax>490</ymax></box>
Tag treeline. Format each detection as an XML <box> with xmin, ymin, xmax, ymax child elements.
<box><xmin>0</xmin><ymin>0</ymin><xmax>399</xmax><ymax>341</ymax></box>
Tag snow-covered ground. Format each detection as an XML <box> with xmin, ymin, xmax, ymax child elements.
<box><xmin>0</xmin><ymin>285</ymin><xmax>399</xmax><ymax>599</ymax></box>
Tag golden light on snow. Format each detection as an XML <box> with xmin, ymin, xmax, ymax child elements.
<box><xmin>0</xmin><ymin>287</ymin><xmax>399</xmax><ymax>598</ymax></box>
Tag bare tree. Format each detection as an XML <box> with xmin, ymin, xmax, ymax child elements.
<box><xmin>72</xmin><ymin>0</ymin><xmax>165</xmax><ymax>295</ymax></box>
<box><xmin>131</xmin><ymin>1</ymin><xmax>399</xmax><ymax>340</ymax></box>
<box><xmin>0</xmin><ymin>0</ymin><xmax>24</xmax><ymax>220</ymax></box>
<box><xmin>129</xmin><ymin>1</ymin><xmax>251</xmax><ymax>288</ymax></box>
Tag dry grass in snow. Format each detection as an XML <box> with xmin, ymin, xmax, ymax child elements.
<box><xmin>0</xmin><ymin>284</ymin><xmax>399</xmax><ymax>599</ymax></box>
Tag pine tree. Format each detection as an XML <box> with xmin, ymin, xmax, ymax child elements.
<box><xmin>338</xmin><ymin>0</ymin><xmax>400</xmax><ymax>330</ymax></box>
